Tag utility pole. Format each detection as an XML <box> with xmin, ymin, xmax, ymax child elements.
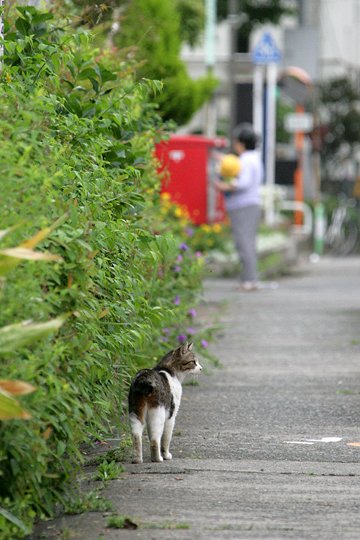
<box><xmin>228</xmin><ymin>0</ymin><xmax>239</xmax><ymax>143</ymax></box>
<box><xmin>204</xmin><ymin>0</ymin><xmax>216</xmax><ymax>137</ymax></box>
<box><xmin>0</xmin><ymin>0</ymin><xmax>4</xmax><ymax>72</ymax></box>
<box><xmin>227</xmin><ymin>1</ymin><xmax>248</xmax><ymax>142</ymax></box>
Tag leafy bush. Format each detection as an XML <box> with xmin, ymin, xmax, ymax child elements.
<box><xmin>114</xmin><ymin>0</ymin><xmax>218</xmax><ymax>125</ymax></box>
<box><xmin>0</xmin><ymin>6</ymin><xmax>208</xmax><ymax>538</ymax></box>
<box><xmin>319</xmin><ymin>76</ymin><xmax>360</xmax><ymax>183</ymax></box>
<box><xmin>158</xmin><ymin>192</ymin><xmax>232</xmax><ymax>253</ymax></box>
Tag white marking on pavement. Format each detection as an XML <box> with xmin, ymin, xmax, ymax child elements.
<box><xmin>285</xmin><ymin>441</ymin><xmax>315</xmax><ymax>445</ymax></box>
<box><xmin>305</xmin><ymin>437</ymin><xmax>343</xmax><ymax>443</ymax></box>
<box><xmin>284</xmin><ymin>437</ymin><xmax>343</xmax><ymax>445</ymax></box>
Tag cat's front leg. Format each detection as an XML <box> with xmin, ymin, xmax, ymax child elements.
<box><xmin>161</xmin><ymin>416</ymin><xmax>175</xmax><ymax>460</ymax></box>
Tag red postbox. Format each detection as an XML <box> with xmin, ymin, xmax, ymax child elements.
<box><xmin>156</xmin><ymin>135</ymin><xmax>227</xmax><ymax>225</ymax></box>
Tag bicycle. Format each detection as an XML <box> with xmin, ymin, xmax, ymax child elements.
<box><xmin>325</xmin><ymin>196</ymin><xmax>359</xmax><ymax>255</ymax></box>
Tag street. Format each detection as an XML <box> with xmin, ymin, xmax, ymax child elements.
<box><xmin>30</xmin><ymin>256</ymin><xmax>360</xmax><ymax>539</ymax></box>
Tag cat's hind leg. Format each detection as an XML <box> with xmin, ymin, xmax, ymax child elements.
<box><xmin>161</xmin><ymin>416</ymin><xmax>175</xmax><ymax>460</ymax></box>
<box><xmin>129</xmin><ymin>412</ymin><xmax>145</xmax><ymax>464</ymax></box>
<box><xmin>147</xmin><ymin>407</ymin><xmax>165</xmax><ymax>462</ymax></box>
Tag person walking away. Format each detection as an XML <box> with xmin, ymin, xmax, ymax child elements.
<box><xmin>216</xmin><ymin>123</ymin><xmax>263</xmax><ymax>291</ymax></box>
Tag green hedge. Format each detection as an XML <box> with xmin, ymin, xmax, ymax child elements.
<box><xmin>0</xmin><ymin>7</ymin><xmax>207</xmax><ymax>538</ymax></box>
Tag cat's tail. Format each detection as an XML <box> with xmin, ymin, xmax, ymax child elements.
<box><xmin>134</xmin><ymin>379</ymin><xmax>154</xmax><ymax>396</ymax></box>
<box><xmin>131</xmin><ymin>370</ymin><xmax>155</xmax><ymax>396</ymax></box>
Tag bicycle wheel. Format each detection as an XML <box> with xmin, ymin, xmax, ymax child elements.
<box><xmin>328</xmin><ymin>220</ymin><xmax>359</xmax><ymax>255</ymax></box>
<box><xmin>338</xmin><ymin>220</ymin><xmax>358</xmax><ymax>255</ymax></box>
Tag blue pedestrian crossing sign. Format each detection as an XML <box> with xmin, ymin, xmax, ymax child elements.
<box><xmin>252</xmin><ymin>32</ymin><xmax>282</xmax><ymax>65</ymax></box>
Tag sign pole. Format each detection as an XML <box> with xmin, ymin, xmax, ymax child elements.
<box><xmin>265</xmin><ymin>62</ymin><xmax>277</xmax><ymax>226</ymax></box>
<box><xmin>251</xmin><ymin>32</ymin><xmax>281</xmax><ymax>227</ymax></box>
<box><xmin>252</xmin><ymin>64</ymin><xmax>264</xmax><ymax>156</ymax></box>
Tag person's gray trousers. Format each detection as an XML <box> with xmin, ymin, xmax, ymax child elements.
<box><xmin>227</xmin><ymin>204</ymin><xmax>261</xmax><ymax>282</ymax></box>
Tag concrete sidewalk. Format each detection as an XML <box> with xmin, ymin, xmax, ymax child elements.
<box><xmin>31</xmin><ymin>256</ymin><xmax>360</xmax><ymax>539</ymax></box>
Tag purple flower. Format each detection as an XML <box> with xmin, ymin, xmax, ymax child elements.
<box><xmin>173</xmin><ymin>265</ymin><xmax>181</xmax><ymax>273</ymax></box>
<box><xmin>177</xmin><ymin>334</ymin><xmax>187</xmax><ymax>343</ymax></box>
<box><xmin>195</xmin><ymin>251</ymin><xmax>203</xmax><ymax>258</ymax></box>
<box><xmin>162</xmin><ymin>327</ymin><xmax>171</xmax><ymax>335</ymax></box>
<box><xmin>160</xmin><ymin>336</ymin><xmax>169</xmax><ymax>342</ymax></box>
<box><xmin>185</xmin><ymin>227</ymin><xmax>194</xmax><ymax>237</ymax></box>
<box><xmin>173</xmin><ymin>295</ymin><xmax>180</xmax><ymax>305</ymax></box>
<box><xmin>201</xmin><ymin>339</ymin><xmax>209</xmax><ymax>348</ymax></box>
<box><xmin>187</xmin><ymin>308</ymin><xmax>197</xmax><ymax>318</ymax></box>
<box><xmin>179</xmin><ymin>242</ymin><xmax>189</xmax><ymax>251</ymax></box>
<box><xmin>186</xmin><ymin>327</ymin><xmax>196</xmax><ymax>335</ymax></box>
<box><xmin>177</xmin><ymin>254</ymin><xmax>183</xmax><ymax>263</ymax></box>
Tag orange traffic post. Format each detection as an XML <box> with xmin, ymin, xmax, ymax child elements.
<box><xmin>294</xmin><ymin>104</ymin><xmax>305</xmax><ymax>226</ymax></box>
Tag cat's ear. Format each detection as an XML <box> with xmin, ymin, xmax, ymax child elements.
<box><xmin>179</xmin><ymin>341</ymin><xmax>193</xmax><ymax>355</ymax></box>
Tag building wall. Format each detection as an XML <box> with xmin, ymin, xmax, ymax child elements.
<box><xmin>181</xmin><ymin>0</ymin><xmax>360</xmax><ymax>85</ymax></box>
<box><xmin>180</xmin><ymin>0</ymin><xmax>360</xmax><ymax>142</ymax></box>
<box><xmin>319</xmin><ymin>0</ymin><xmax>360</xmax><ymax>79</ymax></box>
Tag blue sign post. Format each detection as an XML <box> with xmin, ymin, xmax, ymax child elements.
<box><xmin>252</xmin><ymin>32</ymin><xmax>282</xmax><ymax>65</ymax></box>
<box><xmin>252</xmin><ymin>32</ymin><xmax>282</xmax><ymax>226</ymax></box>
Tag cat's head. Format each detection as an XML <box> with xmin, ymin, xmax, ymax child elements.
<box><xmin>160</xmin><ymin>342</ymin><xmax>202</xmax><ymax>377</ymax></box>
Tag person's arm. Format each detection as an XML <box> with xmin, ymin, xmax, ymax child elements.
<box><xmin>232</xmin><ymin>159</ymin><xmax>254</xmax><ymax>191</ymax></box>
<box><xmin>214</xmin><ymin>179</ymin><xmax>237</xmax><ymax>192</ymax></box>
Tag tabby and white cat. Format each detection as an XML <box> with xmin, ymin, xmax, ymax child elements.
<box><xmin>128</xmin><ymin>342</ymin><xmax>202</xmax><ymax>463</ymax></box>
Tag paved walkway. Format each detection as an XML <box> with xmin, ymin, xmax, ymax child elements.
<box><xmin>31</xmin><ymin>256</ymin><xmax>360</xmax><ymax>539</ymax></box>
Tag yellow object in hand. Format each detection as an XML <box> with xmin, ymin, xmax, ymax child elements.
<box><xmin>219</xmin><ymin>153</ymin><xmax>241</xmax><ymax>180</ymax></box>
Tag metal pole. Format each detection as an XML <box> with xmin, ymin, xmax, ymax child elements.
<box><xmin>253</xmin><ymin>64</ymin><xmax>264</xmax><ymax>156</ymax></box>
<box><xmin>265</xmin><ymin>62</ymin><xmax>277</xmax><ymax>226</ymax></box>
<box><xmin>228</xmin><ymin>0</ymin><xmax>239</xmax><ymax>142</ymax></box>
<box><xmin>205</xmin><ymin>0</ymin><xmax>217</xmax><ymax>222</ymax></box>
<box><xmin>205</xmin><ymin>0</ymin><xmax>217</xmax><ymax>138</ymax></box>
<box><xmin>205</xmin><ymin>0</ymin><xmax>216</xmax><ymax>69</ymax></box>
<box><xmin>0</xmin><ymin>0</ymin><xmax>4</xmax><ymax>73</ymax></box>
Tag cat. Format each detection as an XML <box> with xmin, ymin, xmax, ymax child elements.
<box><xmin>128</xmin><ymin>342</ymin><xmax>202</xmax><ymax>464</ymax></box>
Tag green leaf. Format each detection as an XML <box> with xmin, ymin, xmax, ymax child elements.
<box><xmin>0</xmin><ymin>224</ymin><xmax>21</xmax><ymax>242</ymax></box>
<box><xmin>0</xmin><ymin>391</ymin><xmax>32</xmax><ymax>420</ymax></box>
<box><xmin>78</xmin><ymin>67</ymin><xmax>99</xmax><ymax>81</ymax></box>
<box><xmin>89</xmin><ymin>77</ymin><xmax>99</xmax><ymax>93</ymax></box>
<box><xmin>65</xmin><ymin>94</ymin><xmax>83</xmax><ymax>116</ymax></box>
<box><xmin>0</xmin><ymin>317</ymin><xmax>65</xmax><ymax>353</ymax></box>
<box><xmin>31</xmin><ymin>12</ymin><xmax>53</xmax><ymax>24</ymax></box>
<box><xmin>153</xmin><ymin>234</ymin><xmax>178</xmax><ymax>261</ymax></box>
<box><xmin>0</xmin><ymin>248</ymin><xmax>62</xmax><ymax>276</ymax></box>
<box><xmin>0</xmin><ymin>507</ymin><xmax>31</xmax><ymax>534</ymax></box>
<box><xmin>57</xmin><ymin>440</ymin><xmax>66</xmax><ymax>457</ymax></box>
<box><xmin>99</xmin><ymin>67</ymin><xmax>117</xmax><ymax>83</ymax></box>
<box><xmin>15</xmin><ymin>17</ymin><xmax>31</xmax><ymax>36</ymax></box>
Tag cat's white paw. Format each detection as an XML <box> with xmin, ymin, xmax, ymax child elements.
<box><xmin>151</xmin><ymin>455</ymin><xmax>164</xmax><ymax>463</ymax></box>
<box><xmin>163</xmin><ymin>451</ymin><xmax>172</xmax><ymax>460</ymax></box>
<box><xmin>132</xmin><ymin>458</ymin><xmax>143</xmax><ymax>464</ymax></box>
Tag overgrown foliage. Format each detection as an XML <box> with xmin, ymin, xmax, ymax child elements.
<box><xmin>69</xmin><ymin>0</ymin><xmax>217</xmax><ymax>125</ymax></box>
<box><xmin>318</xmin><ymin>76</ymin><xmax>360</xmax><ymax>184</ymax></box>
<box><xmin>70</xmin><ymin>0</ymin><xmax>205</xmax><ymax>47</ymax></box>
<box><xmin>0</xmin><ymin>6</ymin><xmax>209</xmax><ymax>538</ymax></box>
